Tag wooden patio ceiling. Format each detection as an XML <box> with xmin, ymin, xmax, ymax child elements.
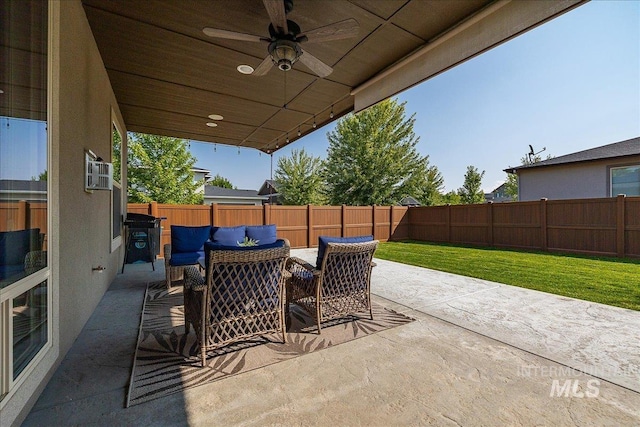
<box><xmin>73</xmin><ymin>0</ymin><xmax>583</xmax><ymax>153</ymax></box>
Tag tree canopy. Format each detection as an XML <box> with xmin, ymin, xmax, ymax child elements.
<box><xmin>274</xmin><ymin>148</ymin><xmax>324</xmax><ymax>205</ymax></box>
<box><xmin>458</xmin><ymin>165</ymin><xmax>485</xmax><ymax>204</ymax></box>
<box><xmin>126</xmin><ymin>133</ymin><xmax>203</xmax><ymax>204</ymax></box>
<box><xmin>323</xmin><ymin>99</ymin><xmax>440</xmax><ymax>206</ymax></box>
<box><xmin>208</xmin><ymin>174</ymin><xmax>234</xmax><ymax>189</ymax></box>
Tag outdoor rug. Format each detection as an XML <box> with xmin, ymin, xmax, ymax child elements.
<box><xmin>127</xmin><ymin>281</ymin><xmax>414</xmax><ymax>407</ymax></box>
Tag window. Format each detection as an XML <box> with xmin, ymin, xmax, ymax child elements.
<box><xmin>611</xmin><ymin>165</ymin><xmax>640</xmax><ymax>197</ymax></box>
<box><xmin>1</xmin><ymin>0</ymin><xmax>50</xmax><ymax>404</ymax></box>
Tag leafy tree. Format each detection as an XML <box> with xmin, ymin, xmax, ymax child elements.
<box><xmin>440</xmin><ymin>190</ymin><xmax>462</xmax><ymax>205</ymax></box>
<box><xmin>208</xmin><ymin>174</ymin><xmax>234</xmax><ymax>189</ymax></box>
<box><xmin>274</xmin><ymin>148</ymin><xmax>325</xmax><ymax>205</ymax></box>
<box><xmin>458</xmin><ymin>165</ymin><xmax>485</xmax><ymax>204</ymax></box>
<box><xmin>112</xmin><ymin>127</ymin><xmax>122</xmax><ymax>182</ymax></box>
<box><xmin>127</xmin><ymin>133</ymin><xmax>203</xmax><ymax>204</ymax></box>
<box><xmin>31</xmin><ymin>170</ymin><xmax>47</xmax><ymax>181</ymax></box>
<box><xmin>422</xmin><ymin>166</ymin><xmax>445</xmax><ymax>206</ymax></box>
<box><xmin>324</xmin><ymin>99</ymin><xmax>437</xmax><ymax>206</ymax></box>
<box><xmin>504</xmin><ymin>172</ymin><xmax>518</xmax><ymax>201</ymax></box>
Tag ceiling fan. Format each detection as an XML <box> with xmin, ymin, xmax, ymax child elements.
<box><xmin>203</xmin><ymin>0</ymin><xmax>359</xmax><ymax>78</ymax></box>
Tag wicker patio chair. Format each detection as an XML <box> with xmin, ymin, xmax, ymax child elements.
<box><xmin>164</xmin><ymin>244</ymin><xmax>187</xmax><ymax>289</ymax></box>
<box><xmin>286</xmin><ymin>240</ymin><xmax>379</xmax><ymax>334</ymax></box>
<box><xmin>184</xmin><ymin>241</ymin><xmax>290</xmax><ymax>367</ymax></box>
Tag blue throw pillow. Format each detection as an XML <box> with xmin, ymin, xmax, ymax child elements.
<box><xmin>0</xmin><ymin>228</ymin><xmax>40</xmax><ymax>266</ymax></box>
<box><xmin>211</xmin><ymin>225</ymin><xmax>246</xmax><ymax>246</ymax></box>
<box><xmin>171</xmin><ymin>225</ymin><xmax>211</xmax><ymax>253</ymax></box>
<box><xmin>246</xmin><ymin>224</ymin><xmax>277</xmax><ymax>245</ymax></box>
<box><xmin>316</xmin><ymin>235</ymin><xmax>374</xmax><ymax>269</ymax></box>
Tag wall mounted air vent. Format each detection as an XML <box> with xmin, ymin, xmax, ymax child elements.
<box><xmin>85</xmin><ymin>151</ymin><xmax>113</xmax><ymax>192</ymax></box>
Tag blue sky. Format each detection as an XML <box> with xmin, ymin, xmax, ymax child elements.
<box><xmin>190</xmin><ymin>0</ymin><xmax>640</xmax><ymax>193</ymax></box>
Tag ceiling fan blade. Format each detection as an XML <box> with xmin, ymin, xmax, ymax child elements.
<box><xmin>253</xmin><ymin>55</ymin><xmax>274</xmax><ymax>76</ymax></box>
<box><xmin>299</xmin><ymin>49</ymin><xmax>333</xmax><ymax>78</ymax></box>
<box><xmin>203</xmin><ymin>27</ymin><xmax>264</xmax><ymax>42</ymax></box>
<box><xmin>302</xmin><ymin>19</ymin><xmax>359</xmax><ymax>43</ymax></box>
<box><xmin>263</xmin><ymin>0</ymin><xmax>288</xmax><ymax>35</ymax></box>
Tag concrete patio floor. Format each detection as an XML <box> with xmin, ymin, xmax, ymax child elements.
<box><xmin>22</xmin><ymin>249</ymin><xmax>640</xmax><ymax>426</ymax></box>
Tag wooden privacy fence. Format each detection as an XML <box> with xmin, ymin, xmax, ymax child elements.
<box><xmin>409</xmin><ymin>195</ymin><xmax>640</xmax><ymax>258</ymax></box>
<box><xmin>127</xmin><ymin>202</ymin><xmax>410</xmax><ymax>250</ymax></box>
<box><xmin>128</xmin><ymin>195</ymin><xmax>639</xmax><ymax>258</ymax></box>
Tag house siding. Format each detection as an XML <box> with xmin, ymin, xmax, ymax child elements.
<box><xmin>519</xmin><ymin>156</ymin><xmax>640</xmax><ymax>201</ymax></box>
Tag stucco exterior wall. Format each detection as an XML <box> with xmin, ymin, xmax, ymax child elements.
<box><xmin>6</xmin><ymin>1</ymin><xmax>126</xmax><ymax>425</ymax></box>
<box><xmin>518</xmin><ymin>156</ymin><xmax>640</xmax><ymax>201</ymax></box>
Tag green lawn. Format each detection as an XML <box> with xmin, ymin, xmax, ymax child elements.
<box><xmin>375</xmin><ymin>241</ymin><xmax>640</xmax><ymax>311</ymax></box>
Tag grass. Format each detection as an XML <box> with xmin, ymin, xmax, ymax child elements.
<box><xmin>375</xmin><ymin>241</ymin><xmax>640</xmax><ymax>311</ymax></box>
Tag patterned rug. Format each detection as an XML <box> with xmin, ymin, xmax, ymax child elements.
<box><xmin>127</xmin><ymin>281</ymin><xmax>414</xmax><ymax>407</ymax></box>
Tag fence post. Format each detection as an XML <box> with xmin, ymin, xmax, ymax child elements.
<box><xmin>307</xmin><ymin>204</ymin><xmax>313</xmax><ymax>248</ymax></box>
<box><xmin>372</xmin><ymin>205</ymin><xmax>376</xmax><ymax>239</ymax></box>
<box><xmin>210</xmin><ymin>203</ymin><xmax>215</xmax><ymax>226</ymax></box>
<box><xmin>487</xmin><ymin>202</ymin><xmax>494</xmax><ymax>247</ymax></box>
<box><xmin>17</xmin><ymin>200</ymin><xmax>29</xmax><ymax>230</ymax></box>
<box><xmin>264</xmin><ymin>203</ymin><xmax>270</xmax><ymax>225</ymax></box>
<box><xmin>212</xmin><ymin>203</ymin><xmax>219</xmax><ymax>226</ymax></box>
<box><xmin>150</xmin><ymin>201</ymin><xmax>158</xmax><ymax>218</ymax></box>
<box><xmin>446</xmin><ymin>204</ymin><xmax>451</xmax><ymax>243</ymax></box>
<box><xmin>389</xmin><ymin>205</ymin><xmax>394</xmax><ymax>240</ymax></box>
<box><xmin>342</xmin><ymin>204</ymin><xmax>347</xmax><ymax>237</ymax></box>
<box><xmin>540</xmin><ymin>198</ymin><xmax>548</xmax><ymax>252</ymax></box>
<box><xmin>617</xmin><ymin>194</ymin><xmax>625</xmax><ymax>258</ymax></box>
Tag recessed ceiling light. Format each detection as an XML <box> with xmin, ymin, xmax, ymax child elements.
<box><xmin>237</xmin><ymin>64</ymin><xmax>254</xmax><ymax>74</ymax></box>
<box><xmin>208</xmin><ymin>114</ymin><xmax>223</xmax><ymax>120</ymax></box>
<box><xmin>0</xmin><ymin>89</ymin><xmax>4</xmax><ymax>94</ymax></box>
<box><xmin>206</xmin><ymin>122</ymin><xmax>218</xmax><ymax>127</ymax></box>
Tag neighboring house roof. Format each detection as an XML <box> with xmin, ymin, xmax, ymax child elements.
<box><xmin>191</xmin><ymin>166</ymin><xmax>211</xmax><ymax>180</ymax></box>
<box><xmin>485</xmin><ymin>182</ymin><xmax>513</xmax><ymax>202</ymax></box>
<box><xmin>0</xmin><ymin>179</ymin><xmax>47</xmax><ymax>192</ymax></box>
<box><xmin>400</xmin><ymin>196</ymin><xmax>420</xmax><ymax>206</ymax></box>
<box><xmin>504</xmin><ymin>137</ymin><xmax>640</xmax><ymax>174</ymax></box>
<box><xmin>258</xmin><ymin>179</ymin><xmax>279</xmax><ymax>196</ymax></box>
<box><xmin>204</xmin><ymin>186</ymin><xmax>267</xmax><ymax>201</ymax></box>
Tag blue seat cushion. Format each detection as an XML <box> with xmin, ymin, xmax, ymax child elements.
<box><xmin>211</xmin><ymin>225</ymin><xmax>246</xmax><ymax>246</ymax></box>
<box><xmin>246</xmin><ymin>224</ymin><xmax>277</xmax><ymax>245</ymax></box>
<box><xmin>169</xmin><ymin>250</ymin><xmax>205</xmax><ymax>266</ymax></box>
<box><xmin>316</xmin><ymin>235</ymin><xmax>374</xmax><ymax>269</ymax></box>
<box><xmin>171</xmin><ymin>225</ymin><xmax>211</xmax><ymax>253</ymax></box>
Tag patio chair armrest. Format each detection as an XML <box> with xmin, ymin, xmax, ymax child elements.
<box><xmin>286</xmin><ymin>257</ymin><xmax>320</xmax><ymax>277</ymax></box>
<box><xmin>184</xmin><ymin>266</ymin><xmax>206</xmax><ymax>292</ymax></box>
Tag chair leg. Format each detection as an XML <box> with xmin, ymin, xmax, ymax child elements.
<box><xmin>316</xmin><ymin>311</ymin><xmax>322</xmax><ymax>335</ymax></box>
<box><xmin>369</xmin><ymin>305</ymin><xmax>373</xmax><ymax>320</ymax></box>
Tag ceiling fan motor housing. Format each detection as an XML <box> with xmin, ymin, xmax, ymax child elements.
<box><xmin>268</xmin><ymin>39</ymin><xmax>302</xmax><ymax>71</ymax></box>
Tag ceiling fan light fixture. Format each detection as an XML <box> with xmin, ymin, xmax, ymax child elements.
<box><xmin>206</xmin><ymin>122</ymin><xmax>218</xmax><ymax>127</ymax></box>
<box><xmin>269</xmin><ymin>40</ymin><xmax>301</xmax><ymax>71</ymax></box>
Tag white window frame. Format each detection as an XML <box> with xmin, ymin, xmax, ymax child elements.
<box><xmin>610</xmin><ymin>164</ymin><xmax>640</xmax><ymax>197</ymax></box>
<box><xmin>111</xmin><ymin>110</ymin><xmax>125</xmax><ymax>253</ymax></box>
